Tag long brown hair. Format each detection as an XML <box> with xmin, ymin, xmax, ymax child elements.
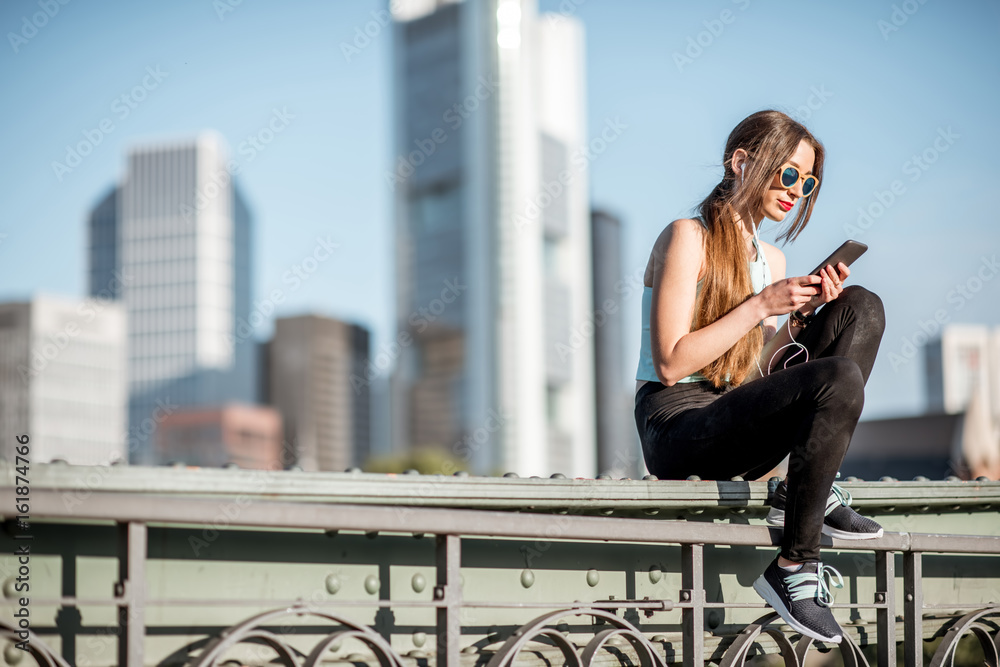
<box><xmin>694</xmin><ymin>110</ymin><xmax>825</xmax><ymax>388</ymax></box>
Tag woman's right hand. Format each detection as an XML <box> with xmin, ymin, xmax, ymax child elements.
<box><xmin>757</xmin><ymin>275</ymin><xmax>823</xmax><ymax>318</ymax></box>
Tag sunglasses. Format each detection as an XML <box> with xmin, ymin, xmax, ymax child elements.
<box><xmin>778</xmin><ymin>163</ymin><xmax>818</xmax><ymax>197</ymax></box>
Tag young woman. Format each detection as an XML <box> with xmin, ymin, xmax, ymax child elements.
<box><xmin>633</xmin><ymin>110</ymin><xmax>886</xmax><ymax>643</ymax></box>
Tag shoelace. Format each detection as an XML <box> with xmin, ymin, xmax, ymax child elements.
<box><xmin>786</xmin><ymin>563</ymin><xmax>844</xmax><ymax>607</ymax></box>
<box><xmin>824</xmin><ymin>473</ymin><xmax>853</xmax><ymax>517</ymax></box>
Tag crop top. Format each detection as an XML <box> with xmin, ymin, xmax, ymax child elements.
<box><xmin>635</xmin><ymin>224</ymin><xmax>771</xmax><ymax>384</ymax></box>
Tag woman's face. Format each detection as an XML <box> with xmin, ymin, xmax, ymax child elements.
<box><xmin>759</xmin><ymin>138</ymin><xmax>816</xmax><ymax>222</ymax></box>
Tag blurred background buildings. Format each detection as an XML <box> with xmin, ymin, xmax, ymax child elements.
<box><xmin>0</xmin><ymin>0</ymin><xmax>997</xmax><ymax>481</ymax></box>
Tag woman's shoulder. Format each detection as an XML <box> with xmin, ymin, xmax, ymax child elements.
<box><xmin>659</xmin><ymin>217</ymin><xmax>707</xmax><ymax>243</ymax></box>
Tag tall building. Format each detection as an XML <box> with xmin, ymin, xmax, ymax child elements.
<box><xmin>590</xmin><ymin>209</ymin><xmax>641</xmax><ymax>477</ymax></box>
<box><xmin>0</xmin><ymin>295</ymin><xmax>126</xmax><ymax>465</ymax></box>
<box><xmin>267</xmin><ymin>315</ymin><xmax>371</xmax><ymax>471</ymax></box>
<box><xmin>89</xmin><ymin>133</ymin><xmax>255</xmax><ymax>463</ymax></box>
<box><xmin>390</xmin><ymin>0</ymin><xmax>596</xmax><ymax>476</ymax></box>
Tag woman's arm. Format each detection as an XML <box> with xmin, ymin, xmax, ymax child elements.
<box><xmin>650</xmin><ymin>220</ymin><xmax>825</xmax><ymax>386</ymax></box>
<box><xmin>649</xmin><ymin>219</ymin><xmax>771</xmax><ymax>385</ymax></box>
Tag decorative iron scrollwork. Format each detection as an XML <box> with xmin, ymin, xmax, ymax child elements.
<box><xmin>188</xmin><ymin>605</ymin><xmax>406</xmax><ymax>667</ymax></box>
<box><xmin>719</xmin><ymin>612</ymin><xmax>871</xmax><ymax>667</ymax></box>
<box><xmin>483</xmin><ymin>607</ymin><xmax>667</xmax><ymax>667</ymax></box>
<box><xmin>928</xmin><ymin>606</ymin><xmax>1000</xmax><ymax>667</ymax></box>
<box><xmin>0</xmin><ymin>621</ymin><xmax>71</xmax><ymax>667</ymax></box>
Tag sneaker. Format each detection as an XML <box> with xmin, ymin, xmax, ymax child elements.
<box><xmin>766</xmin><ymin>478</ymin><xmax>884</xmax><ymax>540</ymax></box>
<box><xmin>753</xmin><ymin>558</ymin><xmax>844</xmax><ymax>644</ymax></box>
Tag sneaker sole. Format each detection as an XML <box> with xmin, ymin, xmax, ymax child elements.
<box><xmin>766</xmin><ymin>509</ymin><xmax>883</xmax><ymax>540</ymax></box>
<box><xmin>752</xmin><ymin>574</ymin><xmax>843</xmax><ymax>644</ymax></box>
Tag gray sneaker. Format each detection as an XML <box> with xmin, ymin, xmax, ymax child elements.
<box><xmin>767</xmin><ymin>478</ymin><xmax>883</xmax><ymax>540</ymax></box>
<box><xmin>753</xmin><ymin>558</ymin><xmax>844</xmax><ymax>643</ymax></box>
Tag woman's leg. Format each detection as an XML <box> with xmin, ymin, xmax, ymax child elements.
<box><xmin>642</xmin><ymin>356</ymin><xmax>865</xmax><ymax>561</ymax></box>
<box><xmin>771</xmin><ymin>285</ymin><xmax>885</xmax><ymax>384</ymax></box>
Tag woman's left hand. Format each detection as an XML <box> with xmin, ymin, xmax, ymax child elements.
<box><xmin>801</xmin><ymin>262</ymin><xmax>849</xmax><ymax>315</ymax></box>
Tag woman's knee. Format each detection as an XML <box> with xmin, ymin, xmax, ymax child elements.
<box><xmin>839</xmin><ymin>285</ymin><xmax>885</xmax><ymax>336</ymax></box>
<box><xmin>810</xmin><ymin>357</ymin><xmax>865</xmax><ymax>416</ymax></box>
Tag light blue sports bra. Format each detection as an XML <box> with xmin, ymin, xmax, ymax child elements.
<box><xmin>635</xmin><ymin>221</ymin><xmax>771</xmax><ymax>384</ymax></box>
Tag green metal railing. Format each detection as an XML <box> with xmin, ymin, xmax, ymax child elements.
<box><xmin>1</xmin><ymin>463</ymin><xmax>998</xmax><ymax>666</ymax></box>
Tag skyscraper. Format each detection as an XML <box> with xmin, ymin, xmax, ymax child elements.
<box><xmin>591</xmin><ymin>209</ymin><xmax>641</xmax><ymax>478</ymax></box>
<box><xmin>0</xmin><ymin>295</ymin><xmax>126</xmax><ymax>465</ymax></box>
<box><xmin>266</xmin><ymin>314</ymin><xmax>371</xmax><ymax>471</ymax></box>
<box><xmin>390</xmin><ymin>0</ymin><xmax>596</xmax><ymax>476</ymax></box>
<box><xmin>89</xmin><ymin>133</ymin><xmax>255</xmax><ymax>463</ymax></box>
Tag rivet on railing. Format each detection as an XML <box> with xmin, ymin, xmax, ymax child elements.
<box><xmin>530</xmin><ymin>475</ymin><xmax>541</xmax><ymax>479</ymax></box>
<box><xmin>2</xmin><ymin>578</ymin><xmax>16</xmax><ymax>599</ymax></box>
<box><xmin>461</xmin><ymin>645</ymin><xmax>479</xmax><ymax>654</ymax></box>
<box><xmin>345</xmin><ymin>466</ymin><xmax>362</xmax><ymax>473</ymax></box>
<box><xmin>643</xmin><ymin>508</ymin><xmax>659</xmax><ymax>516</ymax></box>
<box><xmin>905</xmin><ymin>593</ymin><xmax>914</xmax><ymax>602</ymax></box>
<box><xmin>874</xmin><ymin>592</ymin><xmax>885</xmax><ymax>603</ymax></box>
<box><xmin>730</xmin><ymin>476</ymin><xmax>744</xmax><ymax>482</ymax></box>
<box><xmin>550</xmin><ymin>473</ymin><xmax>567</xmax><ymax>479</ymax></box>
<box><xmin>325</xmin><ymin>574</ymin><xmax>341</xmax><ymax>595</ymax></box>
<box><xmin>453</xmin><ymin>470</ymin><xmax>469</xmax><ymax>477</ymax></box>
<box><xmin>596</xmin><ymin>474</ymin><xmax>612</xmax><ymax>480</ymax></box>
<box><xmin>433</xmin><ymin>586</ymin><xmax>445</xmax><ymax>600</ymax></box>
<box><xmin>412</xmin><ymin>631</ymin><xmax>426</xmax><ymax>647</ymax></box>
<box><xmin>407</xmin><ymin>650</ymin><xmax>428</xmax><ymax>659</ymax></box>
<box><xmin>648</xmin><ymin>566</ymin><xmax>663</xmax><ymax>584</ymax></box>
<box><xmin>643</xmin><ymin>474</ymin><xmax>658</xmax><ymax>481</ymax></box>
<box><xmin>619</xmin><ymin>477</ymin><xmax>633</xmax><ymax>481</ymax></box>
<box><xmin>976</xmin><ymin>476</ymin><xmax>990</xmax><ymax>482</ymax></box>
<box><xmin>520</xmin><ymin>569</ymin><xmax>535</xmax><ymax>588</ymax></box>
<box><xmin>586</xmin><ymin>569</ymin><xmax>600</xmax><ymax>587</ymax></box>
<box><xmin>686</xmin><ymin>475</ymin><xmax>701</xmax><ymax>481</ymax></box>
<box><xmin>365</xmin><ymin>531</ymin><xmax>379</xmax><ymax>539</ymax></box>
<box><xmin>845</xmin><ymin>476</ymin><xmax>860</xmax><ymax>482</ymax></box>
<box><xmin>403</xmin><ymin>469</ymin><xmax>419</xmax><ymax>475</ymax></box>
<box><xmin>880</xmin><ymin>476</ymin><xmax>897</xmax><ymax>482</ymax></box>
<box><xmin>913</xmin><ymin>475</ymin><xmax>929</xmax><ymax>481</ymax></box>
<box><xmin>411</xmin><ymin>573</ymin><xmax>426</xmax><ymax>593</ymax></box>
<box><xmin>503</xmin><ymin>472</ymin><xmax>519</xmax><ymax>478</ymax></box>
<box><xmin>364</xmin><ymin>574</ymin><xmax>380</xmax><ymax>595</ymax></box>
<box><xmin>945</xmin><ymin>475</ymin><xmax>961</xmax><ymax>482</ymax></box>
<box><xmin>680</xmin><ymin>590</ymin><xmax>690</xmax><ymax>601</ymax></box>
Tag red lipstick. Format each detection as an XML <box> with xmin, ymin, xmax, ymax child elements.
<box><xmin>778</xmin><ymin>201</ymin><xmax>793</xmax><ymax>212</ymax></box>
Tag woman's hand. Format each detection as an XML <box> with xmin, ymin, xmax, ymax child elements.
<box><xmin>757</xmin><ymin>274</ymin><xmax>824</xmax><ymax>318</ymax></box>
<box><xmin>800</xmin><ymin>262</ymin><xmax>850</xmax><ymax>316</ymax></box>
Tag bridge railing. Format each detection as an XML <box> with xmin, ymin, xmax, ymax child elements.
<box><xmin>1</xmin><ymin>463</ymin><xmax>999</xmax><ymax>666</ymax></box>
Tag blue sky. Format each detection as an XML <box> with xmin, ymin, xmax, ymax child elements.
<box><xmin>1</xmin><ymin>0</ymin><xmax>998</xmax><ymax>421</ymax></box>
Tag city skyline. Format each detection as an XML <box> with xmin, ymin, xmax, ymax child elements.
<box><xmin>2</xmin><ymin>0</ymin><xmax>998</xmax><ymax>429</ymax></box>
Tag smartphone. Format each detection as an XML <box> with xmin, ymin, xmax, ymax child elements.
<box><xmin>808</xmin><ymin>240</ymin><xmax>868</xmax><ymax>277</ymax></box>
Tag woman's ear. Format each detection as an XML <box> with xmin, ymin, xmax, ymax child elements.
<box><xmin>730</xmin><ymin>148</ymin><xmax>749</xmax><ymax>180</ymax></box>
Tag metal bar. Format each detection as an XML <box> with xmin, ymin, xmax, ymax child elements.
<box><xmin>876</xmin><ymin>550</ymin><xmax>897</xmax><ymax>667</ymax></box>
<box><xmin>12</xmin><ymin>489</ymin><xmax>1000</xmax><ymax>553</ymax></box>
<box><xmin>681</xmin><ymin>543</ymin><xmax>704</xmax><ymax>667</ymax></box>
<box><xmin>436</xmin><ymin>534</ymin><xmax>461</xmax><ymax>667</ymax></box>
<box><xmin>904</xmin><ymin>552</ymin><xmax>923</xmax><ymax>667</ymax></box>
<box><xmin>116</xmin><ymin>521</ymin><xmax>146</xmax><ymax>667</ymax></box>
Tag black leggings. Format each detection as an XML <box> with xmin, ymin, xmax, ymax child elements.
<box><xmin>634</xmin><ymin>286</ymin><xmax>885</xmax><ymax>561</ymax></box>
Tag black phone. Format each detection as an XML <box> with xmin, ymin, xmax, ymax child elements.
<box><xmin>808</xmin><ymin>240</ymin><xmax>868</xmax><ymax>277</ymax></box>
